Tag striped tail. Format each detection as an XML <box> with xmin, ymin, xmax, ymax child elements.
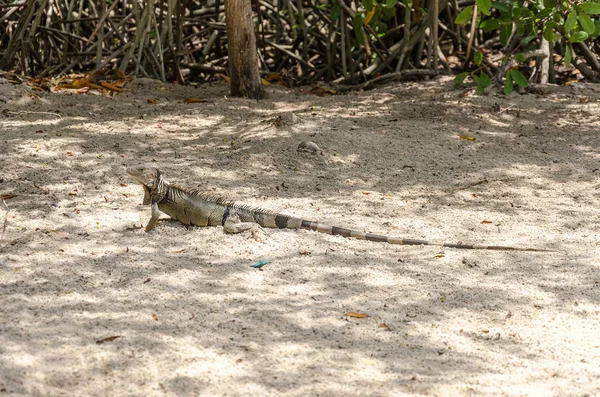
<box><xmin>298</xmin><ymin>220</ymin><xmax>551</xmax><ymax>252</ymax></box>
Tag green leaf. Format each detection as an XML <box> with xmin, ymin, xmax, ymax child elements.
<box><xmin>382</xmin><ymin>5</ymin><xmax>396</xmax><ymax>18</ymax></box>
<box><xmin>542</xmin><ymin>22</ymin><xmax>555</xmax><ymax>42</ymax></box>
<box><xmin>455</xmin><ymin>6</ymin><xmax>474</xmax><ymax>25</ymax></box>
<box><xmin>454</xmin><ymin>72</ymin><xmax>469</xmax><ymax>87</ymax></box>
<box><xmin>592</xmin><ymin>20</ymin><xmax>600</xmax><ymax>39</ymax></box>
<box><xmin>511</xmin><ymin>69</ymin><xmax>528</xmax><ymax>88</ymax></box>
<box><xmin>492</xmin><ymin>1</ymin><xmax>511</xmax><ymax>13</ymax></box>
<box><xmin>480</xmin><ymin>72</ymin><xmax>491</xmax><ymax>86</ymax></box>
<box><xmin>512</xmin><ymin>6</ymin><xmax>522</xmax><ymax>18</ymax></box>
<box><xmin>579</xmin><ymin>12</ymin><xmax>596</xmax><ymax>34</ymax></box>
<box><xmin>565</xmin><ymin>46</ymin><xmax>572</xmax><ymax>67</ymax></box>
<box><xmin>514</xmin><ymin>52</ymin><xmax>526</xmax><ymax>63</ymax></box>
<box><xmin>579</xmin><ymin>2</ymin><xmax>600</xmax><ymax>14</ymax></box>
<box><xmin>542</xmin><ymin>0</ymin><xmax>554</xmax><ymax>9</ymax></box>
<box><xmin>570</xmin><ymin>30</ymin><xmax>589</xmax><ymax>42</ymax></box>
<box><xmin>474</xmin><ymin>72</ymin><xmax>491</xmax><ymax>95</ymax></box>
<box><xmin>516</xmin><ymin>20</ymin><xmax>526</xmax><ymax>35</ymax></box>
<box><xmin>565</xmin><ymin>10</ymin><xmax>578</xmax><ymax>33</ymax></box>
<box><xmin>535</xmin><ymin>8</ymin><xmax>553</xmax><ymax>20</ymax></box>
<box><xmin>353</xmin><ymin>14</ymin><xmax>365</xmax><ymax>44</ymax></box>
<box><xmin>477</xmin><ymin>0</ymin><xmax>492</xmax><ymax>15</ymax></box>
<box><xmin>362</xmin><ymin>0</ymin><xmax>374</xmax><ymax>11</ymax></box>
<box><xmin>385</xmin><ymin>0</ymin><xmax>398</xmax><ymax>8</ymax></box>
<box><xmin>504</xmin><ymin>70</ymin><xmax>514</xmax><ymax>96</ymax></box>
<box><xmin>330</xmin><ymin>4</ymin><xmax>341</xmax><ymax>21</ymax></box>
<box><xmin>480</xmin><ymin>18</ymin><xmax>500</xmax><ymax>31</ymax></box>
<box><xmin>474</xmin><ymin>50</ymin><xmax>483</xmax><ymax>66</ymax></box>
<box><xmin>404</xmin><ymin>0</ymin><xmax>413</xmax><ymax>9</ymax></box>
<box><xmin>500</xmin><ymin>24</ymin><xmax>512</xmax><ymax>47</ymax></box>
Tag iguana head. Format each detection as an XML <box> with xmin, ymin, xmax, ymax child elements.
<box><xmin>127</xmin><ymin>164</ymin><xmax>161</xmax><ymax>205</ymax></box>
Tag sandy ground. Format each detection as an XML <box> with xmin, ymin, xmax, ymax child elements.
<box><xmin>1</xmin><ymin>75</ymin><xmax>599</xmax><ymax>396</ymax></box>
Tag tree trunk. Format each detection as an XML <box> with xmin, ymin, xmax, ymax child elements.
<box><xmin>224</xmin><ymin>0</ymin><xmax>265</xmax><ymax>99</ymax></box>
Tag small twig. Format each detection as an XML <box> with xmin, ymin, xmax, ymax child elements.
<box><xmin>448</xmin><ymin>178</ymin><xmax>490</xmax><ymax>195</ymax></box>
<box><xmin>1</xmin><ymin>199</ymin><xmax>9</xmax><ymax>242</ymax></box>
<box><xmin>465</xmin><ymin>3</ymin><xmax>478</xmax><ymax>64</ymax></box>
<box><xmin>6</xmin><ymin>110</ymin><xmax>62</xmax><ymax>119</ymax></box>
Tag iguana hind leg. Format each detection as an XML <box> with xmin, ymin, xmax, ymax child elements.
<box><xmin>223</xmin><ymin>212</ymin><xmax>263</xmax><ymax>240</ymax></box>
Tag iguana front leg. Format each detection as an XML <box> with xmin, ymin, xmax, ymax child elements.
<box><xmin>145</xmin><ymin>202</ymin><xmax>161</xmax><ymax>232</ymax></box>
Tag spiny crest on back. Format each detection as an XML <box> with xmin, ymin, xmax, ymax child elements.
<box><xmin>170</xmin><ymin>184</ymin><xmax>280</xmax><ymax>216</ymax></box>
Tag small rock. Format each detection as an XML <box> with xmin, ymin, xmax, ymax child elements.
<box><xmin>297</xmin><ymin>141</ymin><xmax>320</xmax><ymax>154</ymax></box>
<box><xmin>274</xmin><ymin>112</ymin><xmax>299</xmax><ymax>126</ymax></box>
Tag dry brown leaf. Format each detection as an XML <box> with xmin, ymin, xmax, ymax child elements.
<box><xmin>100</xmin><ymin>81</ymin><xmax>122</xmax><ymax>92</ymax></box>
<box><xmin>378</xmin><ymin>322</ymin><xmax>391</xmax><ymax>330</ymax></box>
<box><xmin>344</xmin><ymin>312</ymin><xmax>369</xmax><ymax>318</ymax></box>
<box><xmin>96</xmin><ymin>335</ymin><xmax>123</xmax><ymax>344</ymax></box>
<box><xmin>216</xmin><ymin>73</ymin><xmax>230</xmax><ymax>83</ymax></box>
<box><xmin>481</xmin><ymin>220</ymin><xmax>493</xmax><ymax>224</ymax></box>
<box><xmin>147</xmin><ymin>98</ymin><xmax>157</xmax><ymax>104</ymax></box>
<box><xmin>262</xmin><ymin>72</ymin><xmax>288</xmax><ymax>86</ymax></box>
<box><xmin>458</xmin><ymin>135</ymin><xmax>476</xmax><ymax>141</ymax></box>
<box><xmin>152</xmin><ymin>313</ymin><xmax>158</xmax><ymax>321</ymax></box>
<box><xmin>184</xmin><ymin>98</ymin><xmax>207</xmax><ymax>104</ymax></box>
<box><xmin>307</xmin><ymin>86</ymin><xmax>337</xmax><ymax>96</ymax></box>
<box><xmin>1</xmin><ymin>194</ymin><xmax>18</xmax><ymax>200</ymax></box>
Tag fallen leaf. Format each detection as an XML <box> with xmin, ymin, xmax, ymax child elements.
<box><xmin>152</xmin><ymin>313</ymin><xmax>158</xmax><ymax>321</ymax></box>
<box><xmin>147</xmin><ymin>98</ymin><xmax>157</xmax><ymax>104</ymax></box>
<box><xmin>1</xmin><ymin>194</ymin><xmax>18</xmax><ymax>200</ymax></box>
<box><xmin>96</xmin><ymin>335</ymin><xmax>122</xmax><ymax>344</ymax></box>
<box><xmin>307</xmin><ymin>86</ymin><xmax>337</xmax><ymax>96</ymax></box>
<box><xmin>481</xmin><ymin>220</ymin><xmax>493</xmax><ymax>224</ymax></box>
<box><xmin>100</xmin><ymin>81</ymin><xmax>122</xmax><ymax>92</ymax></box>
<box><xmin>344</xmin><ymin>312</ymin><xmax>369</xmax><ymax>318</ymax></box>
<box><xmin>458</xmin><ymin>135</ymin><xmax>476</xmax><ymax>141</ymax></box>
<box><xmin>216</xmin><ymin>73</ymin><xmax>230</xmax><ymax>83</ymax></box>
<box><xmin>378</xmin><ymin>322</ymin><xmax>391</xmax><ymax>331</ymax></box>
<box><xmin>184</xmin><ymin>98</ymin><xmax>207</xmax><ymax>103</ymax></box>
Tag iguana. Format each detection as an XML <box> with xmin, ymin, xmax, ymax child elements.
<box><xmin>126</xmin><ymin>164</ymin><xmax>550</xmax><ymax>252</ymax></box>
